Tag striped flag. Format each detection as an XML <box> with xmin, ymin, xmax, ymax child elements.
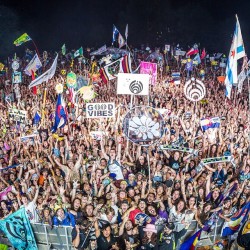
<box><xmin>225</xmin><ymin>15</ymin><xmax>245</xmax><ymax>98</ymax></box>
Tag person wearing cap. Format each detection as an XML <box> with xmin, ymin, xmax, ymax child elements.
<box><xmin>140</xmin><ymin>224</ymin><xmax>157</xmax><ymax>249</ymax></box>
<box><xmin>127</xmin><ymin>173</ymin><xmax>137</xmax><ymax>187</ymax></box>
<box><xmin>159</xmin><ymin>222</ymin><xmax>175</xmax><ymax>250</ymax></box>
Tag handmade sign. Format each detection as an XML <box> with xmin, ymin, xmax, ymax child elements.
<box><xmin>66</xmin><ymin>72</ymin><xmax>77</xmax><ymax>88</ymax></box>
<box><xmin>8</xmin><ymin>108</ymin><xmax>27</xmax><ymax>123</ymax></box>
<box><xmin>123</xmin><ymin>106</ymin><xmax>164</xmax><ymax>146</ymax></box>
<box><xmin>86</xmin><ymin>102</ymin><xmax>115</xmax><ymax>118</ymax></box>
<box><xmin>171</xmin><ymin>72</ymin><xmax>181</xmax><ymax>84</ymax></box>
<box><xmin>12</xmin><ymin>72</ymin><xmax>22</xmax><ymax>84</ymax></box>
<box><xmin>184</xmin><ymin>78</ymin><xmax>206</xmax><ymax>102</ymax></box>
<box><xmin>11</xmin><ymin>60</ymin><xmax>19</xmax><ymax>71</ymax></box>
<box><xmin>140</xmin><ymin>61</ymin><xmax>157</xmax><ymax>85</ymax></box>
<box><xmin>75</xmin><ymin>85</ymin><xmax>96</xmax><ymax>103</ymax></box>
<box><xmin>90</xmin><ymin>131</ymin><xmax>105</xmax><ymax>140</ymax></box>
<box><xmin>117</xmin><ymin>73</ymin><xmax>149</xmax><ymax>95</ymax></box>
<box><xmin>160</xmin><ymin>145</ymin><xmax>198</xmax><ymax>156</ymax></box>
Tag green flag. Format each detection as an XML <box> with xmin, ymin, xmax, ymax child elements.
<box><xmin>74</xmin><ymin>47</ymin><xmax>83</xmax><ymax>58</ymax></box>
<box><xmin>62</xmin><ymin>44</ymin><xmax>66</xmax><ymax>55</ymax></box>
<box><xmin>14</xmin><ymin>33</ymin><xmax>32</xmax><ymax>46</ymax></box>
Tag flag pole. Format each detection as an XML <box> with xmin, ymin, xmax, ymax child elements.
<box><xmin>31</xmin><ymin>39</ymin><xmax>41</xmax><ymax>59</ymax></box>
<box><xmin>41</xmin><ymin>87</ymin><xmax>47</xmax><ymax>127</ymax></box>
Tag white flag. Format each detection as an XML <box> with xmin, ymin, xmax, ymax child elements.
<box><xmin>237</xmin><ymin>69</ymin><xmax>246</xmax><ymax>93</ymax></box>
<box><xmin>24</xmin><ymin>53</ymin><xmax>42</xmax><ymax>76</ymax></box>
<box><xmin>117</xmin><ymin>73</ymin><xmax>149</xmax><ymax>95</ymax></box>
<box><xmin>29</xmin><ymin>54</ymin><xmax>58</xmax><ymax>88</ymax></box>
<box><xmin>118</xmin><ymin>33</ymin><xmax>126</xmax><ymax>49</ymax></box>
<box><xmin>125</xmin><ymin>24</ymin><xmax>128</xmax><ymax>40</ymax></box>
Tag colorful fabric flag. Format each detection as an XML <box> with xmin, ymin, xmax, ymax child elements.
<box><xmin>33</xmin><ymin>111</ymin><xmax>41</xmax><ymax>125</ymax></box>
<box><xmin>180</xmin><ymin>229</ymin><xmax>202</xmax><ymax>250</ymax></box>
<box><xmin>51</xmin><ymin>94</ymin><xmax>67</xmax><ymax>132</ymax></box>
<box><xmin>24</xmin><ymin>53</ymin><xmax>42</xmax><ymax>76</ymax></box>
<box><xmin>62</xmin><ymin>44</ymin><xmax>66</xmax><ymax>56</ymax></box>
<box><xmin>225</xmin><ymin>15</ymin><xmax>245</xmax><ymax>98</ymax></box>
<box><xmin>90</xmin><ymin>45</ymin><xmax>107</xmax><ymax>56</ymax></box>
<box><xmin>29</xmin><ymin>54</ymin><xmax>58</xmax><ymax>88</ymax></box>
<box><xmin>112</xmin><ymin>25</ymin><xmax>119</xmax><ymax>44</ymax></box>
<box><xmin>13</xmin><ymin>33</ymin><xmax>32</xmax><ymax>46</ymax></box>
<box><xmin>222</xmin><ymin>202</ymin><xmax>250</xmax><ymax>237</ymax></box>
<box><xmin>186</xmin><ymin>60</ymin><xmax>193</xmax><ymax>71</ymax></box>
<box><xmin>125</xmin><ymin>24</ymin><xmax>128</xmax><ymax>40</ymax></box>
<box><xmin>118</xmin><ymin>33</ymin><xmax>126</xmax><ymax>48</ymax></box>
<box><xmin>99</xmin><ymin>54</ymin><xmax>132</xmax><ymax>84</ymax></box>
<box><xmin>0</xmin><ymin>207</ymin><xmax>37</xmax><ymax>249</ymax></box>
<box><xmin>0</xmin><ymin>63</ymin><xmax>4</xmax><ymax>71</ymax></box>
<box><xmin>186</xmin><ymin>45</ymin><xmax>199</xmax><ymax>56</ymax></box>
<box><xmin>74</xmin><ymin>47</ymin><xmax>83</xmax><ymax>58</ymax></box>
<box><xmin>201</xmin><ymin>48</ymin><xmax>206</xmax><ymax>59</ymax></box>
<box><xmin>200</xmin><ymin>117</ymin><xmax>221</xmax><ymax>131</ymax></box>
<box><xmin>171</xmin><ymin>72</ymin><xmax>181</xmax><ymax>84</ymax></box>
<box><xmin>237</xmin><ymin>219</ymin><xmax>250</xmax><ymax>249</ymax></box>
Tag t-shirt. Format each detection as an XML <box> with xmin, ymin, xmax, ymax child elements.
<box><xmin>97</xmin><ymin>233</ymin><xmax>117</xmax><ymax>250</ymax></box>
<box><xmin>168</xmin><ymin>156</ymin><xmax>182</xmax><ymax>171</ymax></box>
<box><xmin>21</xmin><ymin>201</ymin><xmax>39</xmax><ymax>223</ymax></box>
<box><xmin>108</xmin><ymin>159</ymin><xmax>124</xmax><ymax>180</ymax></box>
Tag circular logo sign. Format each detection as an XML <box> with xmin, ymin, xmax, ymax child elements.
<box><xmin>129</xmin><ymin>80</ymin><xmax>143</xmax><ymax>94</ymax></box>
<box><xmin>12</xmin><ymin>61</ymin><xmax>19</xmax><ymax>71</ymax></box>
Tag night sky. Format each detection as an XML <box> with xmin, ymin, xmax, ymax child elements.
<box><xmin>1</xmin><ymin>0</ymin><xmax>250</xmax><ymax>58</ymax></box>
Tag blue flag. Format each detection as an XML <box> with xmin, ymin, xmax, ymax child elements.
<box><xmin>112</xmin><ymin>25</ymin><xmax>120</xmax><ymax>44</ymax></box>
<box><xmin>51</xmin><ymin>94</ymin><xmax>67</xmax><ymax>133</ymax></box>
<box><xmin>33</xmin><ymin>111</ymin><xmax>41</xmax><ymax>125</ymax></box>
<box><xmin>0</xmin><ymin>207</ymin><xmax>37</xmax><ymax>249</ymax></box>
<box><xmin>180</xmin><ymin>229</ymin><xmax>202</xmax><ymax>250</ymax></box>
<box><xmin>193</xmin><ymin>53</ymin><xmax>201</xmax><ymax>64</ymax></box>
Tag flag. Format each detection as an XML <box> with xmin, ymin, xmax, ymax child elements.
<box><xmin>186</xmin><ymin>45</ymin><xmax>199</xmax><ymax>56</ymax></box>
<box><xmin>33</xmin><ymin>111</ymin><xmax>41</xmax><ymax>125</ymax></box>
<box><xmin>90</xmin><ymin>45</ymin><xmax>107</xmax><ymax>56</ymax></box>
<box><xmin>74</xmin><ymin>47</ymin><xmax>83</xmax><ymax>58</ymax></box>
<box><xmin>201</xmin><ymin>48</ymin><xmax>206</xmax><ymax>60</ymax></box>
<box><xmin>225</xmin><ymin>15</ymin><xmax>246</xmax><ymax>98</ymax></box>
<box><xmin>222</xmin><ymin>202</ymin><xmax>250</xmax><ymax>237</ymax></box>
<box><xmin>112</xmin><ymin>25</ymin><xmax>119</xmax><ymax>44</ymax></box>
<box><xmin>200</xmin><ymin>117</ymin><xmax>221</xmax><ymax>131</ymax></box>
<box><xmin>13</xmin><ymin>33</ymin><xmax>32</xmax><ymax>46</ymax></box>
<box><xmin>180</xmin><ymin>229</ymin><xmax>202</xmax><ymax>250</ymax></box>
<box><xmin>0</xmin><ymin>62</ymin><xmax>4</xmax><ymax>71</ymax></box>
<box><xmin>62</xmin><ymin>44</ymin><xmax>66</xmax><ymax>55</ymax></box>
<box><xmin>125</xmin><ymin>24</ymin><xmax>128</xmax><ymax>40</ymax></box>
<box><xmin>29</xmin><ymin>54</ymin><xmax>58</xmax><ymax>88</ymax></box>
<box><xmin>186</xmin><ymin>60</ymin><xmax>193</xmax><ymax>71</ymax></box>
<box><xmin>237</xmin><ymin>69</ymin><xmax>247</xmax><ymax>93</ymax></box>
<box><xmin>0</xmin><ymin>207</ymin><xmax>37</xmax><ymax>249</ymax></box>
<box><xmin>171</xmin><ymin>72</ymin><xmax>181</xmax><ymax>84</ymax></box>
<box><xmin>51</xmin><ymin>94</ymin><xmax>67</xmax><ymax>132</ymax></box>
<box><xmin>99</xmin><ymin>54</ymin><xmax>132</xmax><ymax>84</ymax></box>
<box><xmin>118</xmin><ymin>33</ymin><xmax>126</xmax><ymax>48</ymax></box>
<box><xmin>193</xmin><ymin>53</ymin><xmax>201</xmax><ymax>64</ymax></box>
<box><xmin>24</xmin><ymin>53</ymin><xmax>42</xmax><ymax>76</ymax></box>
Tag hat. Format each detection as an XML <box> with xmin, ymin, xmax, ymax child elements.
<box><xmin>143</xmin><ymin>224</ymin><xmax>157</xmax><ymax>233</ymax></box>
<box><xmin>128</xmin><ymin>173</ymin><xmax>135</xmax><ymax>177</ymax></box>
<box><xmin>120</xmin><ymin>180</ymin><xmax>128</xmax><ymax>186</ymax></box>
<box><xmin>164</xmin><ymin>222</ymin><xmax>175</xmax><ymax>230</ymax></box>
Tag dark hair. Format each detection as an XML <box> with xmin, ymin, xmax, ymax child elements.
<box><xmin>142</xmin><ymin>232</ymin><xmax>157</xmax><ymax>245</ymax></box>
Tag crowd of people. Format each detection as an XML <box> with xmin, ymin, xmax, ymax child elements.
<box><xmin>0</xmin><ymin>46</ymin><xmax>249</xmax><ymax>250</ymax></box>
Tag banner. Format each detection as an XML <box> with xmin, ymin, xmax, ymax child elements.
<box><xmin>29</xmin><ymin>54</ymin><xmax>58</xmax><ymax>88</ymax></box>
<box><xmin>86</xmin><ymin>102</ymin><xmax>115</xmax><ymax>118</ymax></box>
<box><xmin>9</xmin><ymin>108</ymin><xmax>27</xmax><ymax>123</ymax></box>
<box><xmin>140</xmin><ymin>61</ymin><xmax>157</xmax><ymax>85</ymax></box>
<box><xmin>24</xmin><ymin>53</ymin><xmax>42</xmax><ymax>76</ymax></box>
<box><xmin>20</xmin><ymin>134</ymin><xmax>37</xmax><ymax>145</ymax></box>
<box><xmin>12</xmin><ymin>71</ymin><xmax>22</xmax><ymax>84</ymax></box>
<box><xmin>0</xmin><ymin>207</ymin><xmax>38</xmax><ymax>249</ymax></box>
<box><xmin>196</xmin><ymin>156</ymin><xmax>235</xmax><ymax>172</ymax></box>
<box><xmin>160</xmin><ymin>145</ymin><xmax>198</xmax><ymax>155</ymax></box>
<box><xmin>90</xmin><ymin>45</ymin><xmax>107</xmax><ymax>56</ymax></box>
<box><xmin>175</xmin><ymin>50</ymin><xmax>186</xmax><ymax>56</ymax></box>
<box><xmin>117</xmin><ymin>73</ymin><xmax>149</xmax><ymax>95</ymax></box>
<box><xmin>165</xmin><ymin>44</ymin><xmax>170</xmax><ymax>52</ymax></box>
<box><xmin>90</xmin><ymin>131</ymin><xmax>105</xmax><ymax>140</ymax></box>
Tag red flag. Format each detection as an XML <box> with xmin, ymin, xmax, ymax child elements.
<box><xmin>186</xmin><ymin>47</ymin><xmax>199</xmax><ymax>56</ymax></box>
<box><xmin>201</xmin><ymin>48</ymin><xmax>206</xmax><ymax>60</ymax></box>
<box><xmin>31</xmin><ymin>70</ymin><xmax>37</xmax><ymax>95</ymax></box>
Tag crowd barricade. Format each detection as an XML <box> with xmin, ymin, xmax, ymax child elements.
<box><xmin>0</xmin><ymin>219</ymin><xmax>229</xmax><ymax>250</ymax></box>
<box><xmin>0</xmin><ymin>223</ymin><xmax>74</xmax><ymax>250</ymax></box>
